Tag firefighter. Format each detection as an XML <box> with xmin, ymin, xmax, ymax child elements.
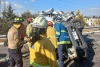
<box><xmin>20</xmin><ymin>23</ymin><xmax>26</xmax><ymax>41</ymax></box>
<box><xmin>29</xmin><ymin>16</ymin><xmax>59</xmax><ymax>67</ymax></box>
<box><xmin>25</xmin><ymin>17</ymin><xmax>34</xmax><ymax>56</ymax></box>
<box><xmin>46</xmin><ymin>21</ymin><xmax>57</xmax><ymax>48</ymax></box>
<box><xmin>26</xmin><ymin>16</ymin><xmax>34</xmax><ymax>38</ymax></box>
<box><xmin>27</xmin><ymin>16</ymin><xmax>33</xmax><ymax>24</ymax></box>
<box><xmin>7</xmin><ymin>17</ymin><xmax>29</xmax><ymax>67</ymax></box>
<box><xmin>54</xmin><ymin>16</ymin><xmax>71</xmax><ymax>67</ymax></box>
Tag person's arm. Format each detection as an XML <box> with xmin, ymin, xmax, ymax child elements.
<box><xmin>54</xmin><ymin>23</ymin><xmax>61</xmax><ymax>40</ymax></box>
<box><xmin>26</xmin><ymin>24</ymin><xmax>30</xmax><ymax>38</ymax></box>
<box><xmin>53</xmin><ymin>28</ymin><xmax>58</xmax><ymax>48</ymax></box>
<box><xmin>44</xmin><ymin>41</ymin><xmax>59</xmax><ymax>67</ymax></box>
<box><xmin>14</xmin><ymin>32</ymin><xmax>28</xmax><ymax>47</ymax></box>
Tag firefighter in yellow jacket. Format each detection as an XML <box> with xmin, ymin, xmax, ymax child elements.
<box><xmin>46</xmin><ymin>21</ymin><xmax>57</xmax><ymax>48</ymax></box>
<box><xmin>26</xmin><ymin>17</ymin><xmax>34</xmax><ymax>55</ymax></box>
<box><xmin>28</xmin><ymin>16</ymin><xmax>59</xmax><ymax>67</ymax></box>
<box><xmin>26</xmin><ymin>17</ymin><xmax>34</xmax><ymax>38</ymax></box>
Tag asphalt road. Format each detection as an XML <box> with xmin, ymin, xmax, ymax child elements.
<box><xmin>0</xmin><ymin>32</ymin><xmax>100</xmax><ymax>67</ymax></box>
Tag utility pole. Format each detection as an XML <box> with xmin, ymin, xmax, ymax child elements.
<box><xmin>3</xmin><ymin>0</ymin><xmax>5</xmax><ymax>18</ymax></box>
<box><xmin>0</xmin><ymin>0</ymin><xmax>1</xmax><ymax>17</ymax></box>
<box><xmin>0</xmin><ymin>0</ymin><xmax>6</xmax><ymax>17</ymax></box>
<box><xmin>3</xmin><ymin>0</ymin><xmax>5</xmax><ymax>10</ymax></box>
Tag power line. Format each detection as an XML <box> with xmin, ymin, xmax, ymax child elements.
<box><xmin>3</xmin><ymin>0</ymin><xmax>6</xmax><ymax>11</ymax></box>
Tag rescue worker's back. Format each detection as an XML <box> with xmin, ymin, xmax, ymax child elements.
<box><xmin>54</xmin><ymin>22</ymin><xmax>71</xmax><ymax>44</ymax></box>
<box><xmin>8</xmin><ymin>26</ymin><xmax>22</xmax><ymax>49</ymax></box>
<box><xmin>46</xmin><ymin>26</ymin><xmax>57</xmax><ymax>48</ymax></box>
<box><xmin>30</xmin><ymin>35</ymin><xmax>58</xmax><ymax>67</ymax></box>
<box><xmin>29</xmin><ymin>16</ymin><xmax>59</xmax><ymax>67</ymax></box>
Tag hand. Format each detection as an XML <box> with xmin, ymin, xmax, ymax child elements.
<box><xmin>24</xmin><ymin>37</ymin><xmax>30</xmax><ymax>42</ymax></box>
<box><xmin>57</xmin><ymin>38</ymin><xmax>59</xmax><ymax>42</ymax></box>
<box><xmin>27</xmin><ymin>38</ymin><xmax>31</xmax><ymax>42</ymax></box>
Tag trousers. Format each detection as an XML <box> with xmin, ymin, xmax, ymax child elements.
<box><xmin>58</xmin><ymin>44</ymin><xmax>67</xmax><ymax>67</ymax></box>
<box><xmin>8</xmin><ymin>48</ymin><xmax>23</xmax><ymax>67</ymax></box>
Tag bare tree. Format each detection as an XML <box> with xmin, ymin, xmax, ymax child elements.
<box><xmin>21</xmin><ymin>10</ymin><xmax>33</xmax><ymax>20</ymax></box>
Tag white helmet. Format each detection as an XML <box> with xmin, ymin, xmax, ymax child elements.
<box><xmin>56</xmin><ymin>15</ymin><xmax>62</xmax><ymax>22</ymax></box>
<box><xmin>32</xmin><ymin>16</ymin><xmax>47</xmax><ymax>28</ymax></box>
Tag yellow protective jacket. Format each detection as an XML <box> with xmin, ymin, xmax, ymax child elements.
<box><xmin>28</xmin><ymin>35</ymin><xmax>59</xmax><ymax>67</ymax></box>
<box><xmin>46</xmin><ymin>26</ymin><xmax>57</xmax><ymax>48</ymax></box>
<box><xmin>26</xmin><ymin>23</ymin><xmax>33</xmax><ymax>37</ymax></box>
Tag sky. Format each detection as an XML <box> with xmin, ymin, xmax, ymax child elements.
<box><xmin>1</xmin><ymin>0</ymin><xmax>100</xmax><ymax>16</ymax></box>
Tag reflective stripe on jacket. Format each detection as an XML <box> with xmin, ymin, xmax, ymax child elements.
<box><xmin>57</xmin><ymin>41</ymin><xmax>71</xmax><ymax>44</ymax></box>
<box><xmin>54</xmin><ymin>22</ymin><xmax>71</xmax><ymax>45</ymax></box>
<box><xmin>30</xmin><ymin>60</ymin><xmax>50</xmax><ymax>67</ymax></box>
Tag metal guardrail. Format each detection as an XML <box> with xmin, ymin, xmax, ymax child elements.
<box><xmin>0</xmin><ymin>35</ymin><xmax>6</xmax><ymax>45</ymax></box>
<box><xmin>0</xmin><ymin>57</ymin><xmax>9</xmax><ymax>63</ymax></box>
<box><xmin>0</xmin><ymin>35</ymin><xmax>6</xmax><ymax>38</ymax></box>
<box><xmin>0</xmin><ymin>26</ymin><xmax>100</xmax><ymax>38</ymax></box>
